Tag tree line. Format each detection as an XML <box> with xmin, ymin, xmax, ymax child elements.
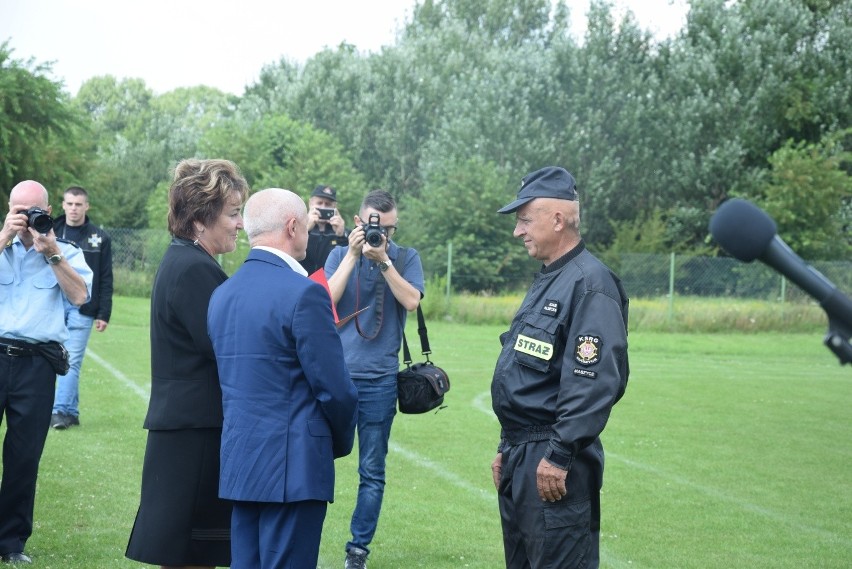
<box><xmin>1</xmin><ymin>0</ymin><xmax>849</xmax><ymax>292</ymax></box>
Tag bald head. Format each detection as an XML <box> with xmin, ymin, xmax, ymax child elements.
<box><xmin>244</xmin><ymin>188</ymin><xmax>309</xmax><ymax>260</ymax></box>
<box><xmin>9</xmin><ymin>180</ymin><xmax>49</xmax><ymax>210</ymax></box>
<box><xmin>7</xmin><ymin>180</ymin><xmax>52</xmax><ymax>244</ymax></box>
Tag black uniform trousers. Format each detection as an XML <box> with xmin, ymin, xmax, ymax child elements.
<box><xmin>0</xmin><ymin>348</ymin><xmax>55</xmax><ymax>555</ymax></box>
<box><xmin>498</xmin><ymin>440</ymin><xmax>600</xmax><ymax>569</ymax></box>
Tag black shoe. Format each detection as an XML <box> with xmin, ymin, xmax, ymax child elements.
<box><xmin>50</xmin><ymin>413</ymin><xmax>80</xmax><ymax>429</ymax></box>
<box><xmin>344</xmin><ymin>547</ymin><xmax>368</xmax><ymax>569</ymax></box>
<box><xmin>0</xmin><ymin>552</ymin><xmax>32</xmax><ymax>563</ymax></box>
<box><xmin>50</xmin><ymin>413</ymin><xmax>68</xmax><ymax>429</ymax></box>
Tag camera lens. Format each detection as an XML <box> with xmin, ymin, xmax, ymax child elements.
<box><xmin>23</xmin><ymin>208</ymin><xmax>54</xmax><ymax>234</ymax></box>
<box><xmin>362</xmin><ymin>213</ymin><xmax>386</xmax><ymax>247</ymax></box>
<box><xmin>364</xmin><ymin>227</ymin><xmax>385</xmax><ymax>247</ymax></box>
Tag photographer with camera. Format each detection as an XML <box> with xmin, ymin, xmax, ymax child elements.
<box><xmin>0</xmin><ymin>180</ymin><xmax>92</xmax><ymax>564</ymax></box>
<box><xmin>325</xmin><ymin>189</ymin><xmax>424</xmax><ymax>569</ymax></box>
<box><xmin>300</xmin><ymin>184</ymin><xmax>349</xmax><ymax>275</ymax></box>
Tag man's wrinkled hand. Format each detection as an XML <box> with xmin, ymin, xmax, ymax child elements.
<box><xmin>536</xmin><ymin>458</ymin><xmax>567</xmax><ymax>502</ymax></box>
<box><xmin>491</xmin><ymin>453</ymin><xmax>503</xmax><ymax>491</ymax></box>
<box><xmin>1</xmin><ymin>210</ymin><xmax>27</xmax><ymax>243</ymax></box>
<box><xmin>29</xmin><ymin>228</ymin><xmax>59</xmax><ymax>256</ymax></box>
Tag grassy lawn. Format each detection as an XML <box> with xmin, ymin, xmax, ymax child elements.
<box><xmin>2</xmin><ymin>296</ymin><xmax>849</xmax><ymax>568</ymax></box>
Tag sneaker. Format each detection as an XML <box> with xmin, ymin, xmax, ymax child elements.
<box><xmin>0</xmin><ymin>551</ymin><xmax>32</xmax><ymax>563</ymax></box>
<box><xmin>50</xmin><ymin>413</ymin><xmax>68</xmax><ymax>430</ymax></box>
<box><xmin>50</xmin><ymin>413</ymin><xmax>80</xmax><ymax>430</ymax></box>
<box><xmin>344</xmin><ymin>547</ymin><xmax>368</xmax><ymax>569</ymax></box>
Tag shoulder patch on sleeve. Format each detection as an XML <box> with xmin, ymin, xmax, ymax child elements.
<box><xmin>575</xmin><ymin>335</ymin><xmax>601</xmax><ymax>366</ymax></box>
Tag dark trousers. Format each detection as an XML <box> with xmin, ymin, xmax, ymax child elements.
<box><xmin>231</xmin><ymin>499</ymin><xmax>327</xmax><ymax>569</ymax></box>
<box><xmin>498</xmin><ymin>440</ymin><xmax>600</xmax><ymax>569</ymax></box>
<box><xmin>0</xmin><ymin>352</ymin><xmax>55</xmax><ymax>554</ymax></box>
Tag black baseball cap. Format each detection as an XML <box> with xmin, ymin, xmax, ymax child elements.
<box><xmin>497</xmin><ymin>166</ymin><xmax>578</xmax><ymax>214</ymax></box>
<box><xmin>310</xmin><ymin>185</ymin><xmax>337</xmax><ymax>202</ymax></box>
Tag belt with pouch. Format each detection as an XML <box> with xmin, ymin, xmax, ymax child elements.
<box><xmin>0</xmin><ymin>337</ymin><xmax>40</xmax><ymax>357</ymax></box>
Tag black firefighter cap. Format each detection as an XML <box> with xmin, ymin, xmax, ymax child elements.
<box><xmin>497</xmin><ymin>166</ymin><xmax>578</xmax><ymax>214</ymax></box>
<box><xmin>310</xmin><ymin>185</ymin><xmax>337</xmax><ymax>202</ymax></box>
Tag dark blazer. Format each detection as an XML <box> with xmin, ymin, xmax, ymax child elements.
<box><xmin>144</xmin><ymin>238</ymin><xmax>226</xmax><ymax>430</ymax></box>
<box><xmin>208</xmin><ymin>248</ymin><xmax>358</xmax><ymax>503</ymax></box>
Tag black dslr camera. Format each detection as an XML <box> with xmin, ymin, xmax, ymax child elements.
<box><xmin>361</xmin><ymin>213</ymin><xmax>387</xmax><ymax>247</ymax></box>
<box><xmin>19</xmin><ymin>207</ymin><xmax>54</xmax><ymax>234</ymax></box>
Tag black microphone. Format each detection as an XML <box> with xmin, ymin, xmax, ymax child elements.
<box><xmin>710</xmin><ymin>198</ymin><xmax>852</xmax><ymax>364</ymax></box>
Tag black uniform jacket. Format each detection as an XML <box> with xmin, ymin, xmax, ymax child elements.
<box><xmin>491</xmin><ymin>241</ymin><xmax>629</xmax><ymax>487</ymax></box>
<box><xmin>54</xmin><ymin>214</ymin><xmax>113</xmax><ymax>322</ymax></box>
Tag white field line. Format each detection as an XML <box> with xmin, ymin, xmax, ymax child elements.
<box><xmin>474</xmin><ymin>389</ymin><xmax>852</xmax><ymax>548</ymax></box>
<box><xmin>607</xmin><ymin>450</ymin><xmax>852</xmax><ymax>547</ymax></box>
<box><xmin>388</xmin><ymin>441</ymin><xmax>495</xmax><ymax>504</ymax></box>
<box><xmin>87</xmin><ymin>349</ymin><xmax>149</xmax><ymax>399</ymax></box>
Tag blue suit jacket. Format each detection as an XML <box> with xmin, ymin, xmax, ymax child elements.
<box><xmin>207</xmin><ymin>249</ymin><xmax>358</xmax><ymax>503</ymax></box>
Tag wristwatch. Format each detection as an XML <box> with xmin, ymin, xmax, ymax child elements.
<box><xmin>379</xmin><ymin>259</ymin><xmax>392</xmax><ymax>272</ymax></box>
<box><xmin>46</xmin><ymin>253</ymin><xmax>63</xmax><ymax>265</ymax></box>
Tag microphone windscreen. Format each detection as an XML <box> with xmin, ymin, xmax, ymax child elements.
<box><xmin>709</xmin><ymin>198</ymin><xmax>777</xmax><ymax>262</ymax></box>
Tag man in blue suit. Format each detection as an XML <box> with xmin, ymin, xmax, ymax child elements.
<box><xmin>208</xmin><ymin>188</ymin><xmax>359</xmax><ymax>569</ymax></box>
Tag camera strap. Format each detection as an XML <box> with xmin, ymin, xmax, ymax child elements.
<box><xmin>354</xmin><ymin>245</ymin><xmax>409</xmax><ymax>341</ymax></box>
<box><xmin>401</xmin><ymin>304</ymin><xmax>431</xmax><ymax>366</ymax></box>
<box><xmin>392</xmin><ymin>247</ymin><xmax>427</xmax><ymax>365</ymax></box>
<box><xmin>355</xmin><ymin>256</ymin><xmax>386</xmax><ymax>340</ymax></box>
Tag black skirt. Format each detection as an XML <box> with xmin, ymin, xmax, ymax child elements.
<box><xmin>126</xmin><ymin>428</ymin><xmax>231</xmax><ymax>566</ymax></box>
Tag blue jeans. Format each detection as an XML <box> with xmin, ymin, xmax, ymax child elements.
<box><xmin>346</xmin><ymin>373</ymin><xmax>398</xmax><ymax>555</ymax></box>
<box><xmin>52</xmin><ymin>308</ymin><xmax>94</xmax><ymax>417</ymax></box>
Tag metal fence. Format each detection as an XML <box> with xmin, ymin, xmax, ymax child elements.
<box><xmin>110</xmin><ymin>228</ymin><xmax>172</xmax><ymax>272</ymax></box>
<box><xmin>618</xmin><ymin>253</ymin><xmax>851</xmax><ymax>303</ymax></box>
<box><xmin>107</xmin><ymin>228</ymin><xmax>851</xmax><ymax>303</ymax></box>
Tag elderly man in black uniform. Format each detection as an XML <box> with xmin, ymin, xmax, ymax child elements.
<box><xmin>490</xmin><ymin>166</ymin><xmax>629</xmax><ymax>569</ymax></box>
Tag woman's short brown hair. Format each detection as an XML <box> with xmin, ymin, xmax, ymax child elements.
<box><xmin>168</xmin><ymin>158</ymin><xmax>250</xmax><ymax>239</ymax></box>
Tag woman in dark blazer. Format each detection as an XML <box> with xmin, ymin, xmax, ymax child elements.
<box><xmin>126</xmin><ymin>158</ymin><xmax>249</xmax><ymax>569</ymax></box>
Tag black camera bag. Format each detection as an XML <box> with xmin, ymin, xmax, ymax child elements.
<box><xmin>397</xmin><ymin>304</ymin><xmax>450</xmax><ymax>414</ymax></box>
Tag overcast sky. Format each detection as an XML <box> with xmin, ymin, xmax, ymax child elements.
<box><xmin>1</xmin><ymin>0</ymin><xmax>688</xmax><ymax>96</ymax></box>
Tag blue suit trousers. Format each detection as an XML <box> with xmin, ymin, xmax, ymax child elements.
<box><xmin>231</xmin><ymin>499</ymin><xmax>327</xmax><ymax>569</ymax></box>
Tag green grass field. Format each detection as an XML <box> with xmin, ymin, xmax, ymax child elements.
<box><xmin>3</xmin><ymin>296</ymin><xmax>850</xmax><ymax>568</ymax></box>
